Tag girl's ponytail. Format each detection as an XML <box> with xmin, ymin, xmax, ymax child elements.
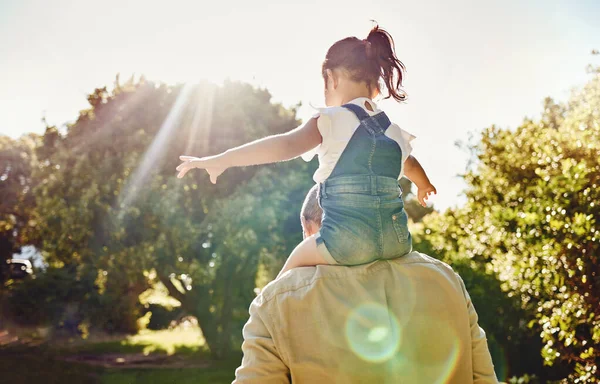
<box><xmin>322</xmin><ymin>24</ymin><xmax>407</xmax><ymax>102</ymax></box>
<box><xmin>365</xmin><ymin>25</ymin><xmax>406</xmax><ymax>102</ymax></box>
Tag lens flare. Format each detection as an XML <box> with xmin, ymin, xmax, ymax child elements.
<box><xmin>345</xmin><ymin>302</ymin><xmax>401</xmax><ymax>363</ymax></box>
<box><xmin>389</xmin><ymin>315</ymin><xmax>462</xmax><ymax>383</ymax></box>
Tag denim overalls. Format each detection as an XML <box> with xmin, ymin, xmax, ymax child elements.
<box><xmin>315</xmin><ymin>103</ymin><xmax>412</xmax><ymax>265</ymax></box>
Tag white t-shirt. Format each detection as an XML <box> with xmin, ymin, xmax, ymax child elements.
<box><xmin>301</xmin><ymin>97</ymin><xmax>416</xmax><ymax>183</ymax></box>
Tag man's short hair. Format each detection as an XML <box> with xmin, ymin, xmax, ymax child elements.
<box><xmin>301</xmin><ymin>184</ymin><xmax>322</xmax><ymax>225</ymax></box>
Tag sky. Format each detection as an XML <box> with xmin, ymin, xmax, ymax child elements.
<box><xmin>1</xmin><ymin>0</ymin><xmax>599</xmax><ymax>210</ymax></box>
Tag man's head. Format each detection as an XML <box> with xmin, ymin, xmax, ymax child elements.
<box><xmin>300</xmin><ymin>184</ymin><xmax>323</xmax><ymax>239</ymax></box>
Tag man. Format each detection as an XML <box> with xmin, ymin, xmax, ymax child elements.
<box><xmin>234</xmin><ymin>185</ymin><xmax>498</xmax><ymax>383</ymax></box>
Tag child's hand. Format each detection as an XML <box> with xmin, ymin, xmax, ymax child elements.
<box><xmin>176</xmin><ymin>155</ymin><xmax>227</xmax><ymax>184</ymax></box>
<box><xmin>417</xmin><ymin>184</ymin><xmax>437</xmax><ymax>207</ymax></box>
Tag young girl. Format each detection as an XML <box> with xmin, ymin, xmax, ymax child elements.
<box><xmin>176</xmin><ymin>25</ymin><xmax>436</xmax><ymax>277</ymax></box>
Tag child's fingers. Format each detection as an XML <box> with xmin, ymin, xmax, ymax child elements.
<box><xmin>178</xmin><ymin>163</ymin><xmax>196</xmax><ymax>178</ymax></box>
<box><xmin>179</xmin><ymin>155</ymin><xmax>197</xmax><ymax>161</ymax></box>
<box><xmin>177</xmin><ymin>160</ymin><xmax>205</xmax><ymax>172</ymax></box>
<box><xmin>176</xmin><ymin>162</ymin><xmax>194</xmax><ymax>172</ymax></box>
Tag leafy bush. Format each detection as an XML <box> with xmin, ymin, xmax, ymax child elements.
<box><xmin>415</xmin><ymin>71</ymin><xmax>600</xmax><ymax>382</ymax></box>
<box><xmin>6</xmin><ymin>266</ymin><xmax>95</xmax><ymax>330</ymax></box>
<box><xmin>6</xmin><ymin>264</ymin><xmax>146</xmax><ymax>335</ymax></box>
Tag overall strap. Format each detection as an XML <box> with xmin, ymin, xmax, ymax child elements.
<box><xmin>342</xmin><ymin>103</ymin><xmax>371</xmax><ymax>121</ymax></box>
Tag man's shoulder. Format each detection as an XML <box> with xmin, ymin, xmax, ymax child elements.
<box><xmin>254</xmin><ymin>251</ymin><xmax>458</xmax><ymax>306</ymax></box>
<box><xmin>254</xmin><ymin>265</ymin><xmax>324</xmax><ymax>305</ymax></box>
<box><xmin>403</xmin><ymin>251</ymin><xmax>455</xmax><ymax>271</ymax></box>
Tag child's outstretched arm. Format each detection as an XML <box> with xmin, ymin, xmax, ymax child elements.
<box><xmin>176</xmin><ymin>117</ymin><xmax>321</xmax><ymax>182</ymax></box>
<box><xmin>403</xmin><ymin>155</ymin><xmax>437</xmax><ymax>207</ymax></box>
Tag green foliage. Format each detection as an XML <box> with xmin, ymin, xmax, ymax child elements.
<box><xmin>416</xmin><ymin>72</ymin><xmax>600</xmax><ymax>382</ymax></box>
<box><xmin>0</xmin><ymin>134</ymin><xmax>39</xmax><ymax>285</ymax></box>
<box><xmin>508</xmin><ymin>374</ymin><xmax>540</xmax><ymax>384</ymax></box>
<box><xmin>400</xmin><ymin>177</ymin><xmax>435</xmax><ymax>223</ymax></box>
<box><xmin>412</xmin><ymin>215</ymin><xmax>544</xmax><ymax>380</ymax></box>
<box><xmin>86</xmin><ymin>279</ymin><xmax>145</xmax><ymax>334</ymax></box>
<box><xmin>6</xmin><ymin>262</ymin><xmax>141</xmax><ymax>334</ymax></box>
<box><xmin>23</xmin><ymin>76</ymin><xmax>310</xmax><ymax>356</ymax></box>
<box><xmin>6</xmin><ymin>265</ymin><xmax>96</xmax><ymax>329</ymax></box>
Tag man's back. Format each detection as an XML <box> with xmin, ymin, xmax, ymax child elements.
<box><xmin>234</xmin><ymin>251</ymin><xmax>497</xmax><ymax>383</ymax></box>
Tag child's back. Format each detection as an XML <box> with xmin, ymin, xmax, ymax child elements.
<box><xmin>303</xmin><ymin>98</ymin><xmax>413</xmax><ymax>265</ymax></box>
<box><xmin>176</xmin><ymin>25</ymin><xmax>436</xmax><ymax>277</ymax></box>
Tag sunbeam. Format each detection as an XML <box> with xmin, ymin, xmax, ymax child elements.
<box><xmin>70</xmin><ymin>83</ymin><xmax>147</xmax><ymax>155</ymax></box>
<box><xmin>185</xmin><ymin>84</ymin><xmax>216</xmax><ymax>155</ymax></box>
<box><xmin>118</xmin><ymin>82</ymin><xmax>194</xmax><ymax>214</ymax></box>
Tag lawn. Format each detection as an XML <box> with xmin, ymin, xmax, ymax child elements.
<box><xmin>0</xmin><ymin>328</ymin><xmax>240</xmax><ymax>384</ymax></box>
<box><xmin>71</xmin><ymin>327</ymin><xmax>206</xmax><ymax>355</ymax></box>
<box><xmin>100</xmin><ymin>360</ymin><xmax>238</xmax><ymax>384</ymax></box>
<box><xmin>0</xmin><ymin>349</ymin><xmax>103</xmax><ymax>384</ymax></box>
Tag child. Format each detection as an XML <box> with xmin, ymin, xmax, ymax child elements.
<box><xmin>176</xmin><ymin>25</ymin><xmax>436</xmax><ymax>278</ymax></box>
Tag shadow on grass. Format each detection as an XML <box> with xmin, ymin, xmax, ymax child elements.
<box><xmin>0</xmin><ymin>327</ymin><xmax>241</xmax><ymax>384</ymax></box>
<box><xmin>0</xmin><ymin>342</ymin><xmax>241</xmax><ymax>384</ymax></box>
<box><xmin>60</xmin><ymin>340</ymin><xmax>208</xmax><ymax>358</ymax></box>
<box><xmin>100</xmin><ymin>355</ymin><xmax>241</xmax><ymax>384</ymax></box>
<box><xmin>0</xmin><ymin>346</ymin><xmax>103</xmax><ymax>384</ymax></box>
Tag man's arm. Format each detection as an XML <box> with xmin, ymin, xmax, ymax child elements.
<box><xmin>233</xmin><ymin>297</ymin><xmax>290</xmax><ymax>384</ymax></box>
<box><xmin>456</xmin><ymin>273</ymin><xmax>499</xmax><ymax>383</ymax></box>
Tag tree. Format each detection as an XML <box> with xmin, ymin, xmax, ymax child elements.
<box><xmin>154</xmin><ymin>165</ymin><xmax>311</xmax><ymax>357</ymax></box>
<box><xmin>0</xmin><ymin>134</ymin><xmax>38</xmax><ymax>286</ymax></box>
<box><xmin>29</xmin><ymin>76</ymin><xmax>311</xmax><ymax>354</ymax></box>
<box><xmin>416</xmin><ymin>70</ymin><xmax>600</xmax><ymax>382</ymax></box>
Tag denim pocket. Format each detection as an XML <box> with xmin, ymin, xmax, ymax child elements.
<box><xmin>391</xmin><ymin>208</ymin><xmax>410</xmax><ymax>242</ymax></box>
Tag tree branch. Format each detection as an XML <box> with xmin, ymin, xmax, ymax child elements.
<box><xmin>157</xmin><ymin>272</ymin><xmax>186</xmax><ymax>304</ymax></box>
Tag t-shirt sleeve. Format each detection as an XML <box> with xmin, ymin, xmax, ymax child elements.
<box><xmin>390</xmin><ymin>124</ymin><xmax>416</xmax><ymax>164</ymax></box>
<box><xmin>386</xmin><ymin>124</ymin><xmax>416</xmax><ymax>178</ymax></box>
<box><xmin>300</xmin><ymin>110</ymin><xmax>331</xmax><ymax>162</ymax></box>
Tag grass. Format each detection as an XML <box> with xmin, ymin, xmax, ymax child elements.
<box><xmin>0</xmin><ymin>328</ymin><xmax>240</xmax><ymax>384</ymax></box>
<box><xmin>0</xmin><ymin>350</ymin><xmax>103</xmax><ymax>384</ymax></box>
<box><xmin>71</xmin><ymin>327</ymin><xmax>206</xmax><ymax>356</ymax></box>
<box><xmin>126</xmin><ymin>327</ymin><xmax>205</xmax><ymax>355</ymax></box>
<box><xmin>100</xmin><ymin>358</ymin><xmax>239</xmax><ymax>384</ymax></box>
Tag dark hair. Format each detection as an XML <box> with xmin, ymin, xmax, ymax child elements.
<box><xmin>322</xmin><ymin>24</ymin><xmax>407</xmax><ymax>102</ymax></box>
